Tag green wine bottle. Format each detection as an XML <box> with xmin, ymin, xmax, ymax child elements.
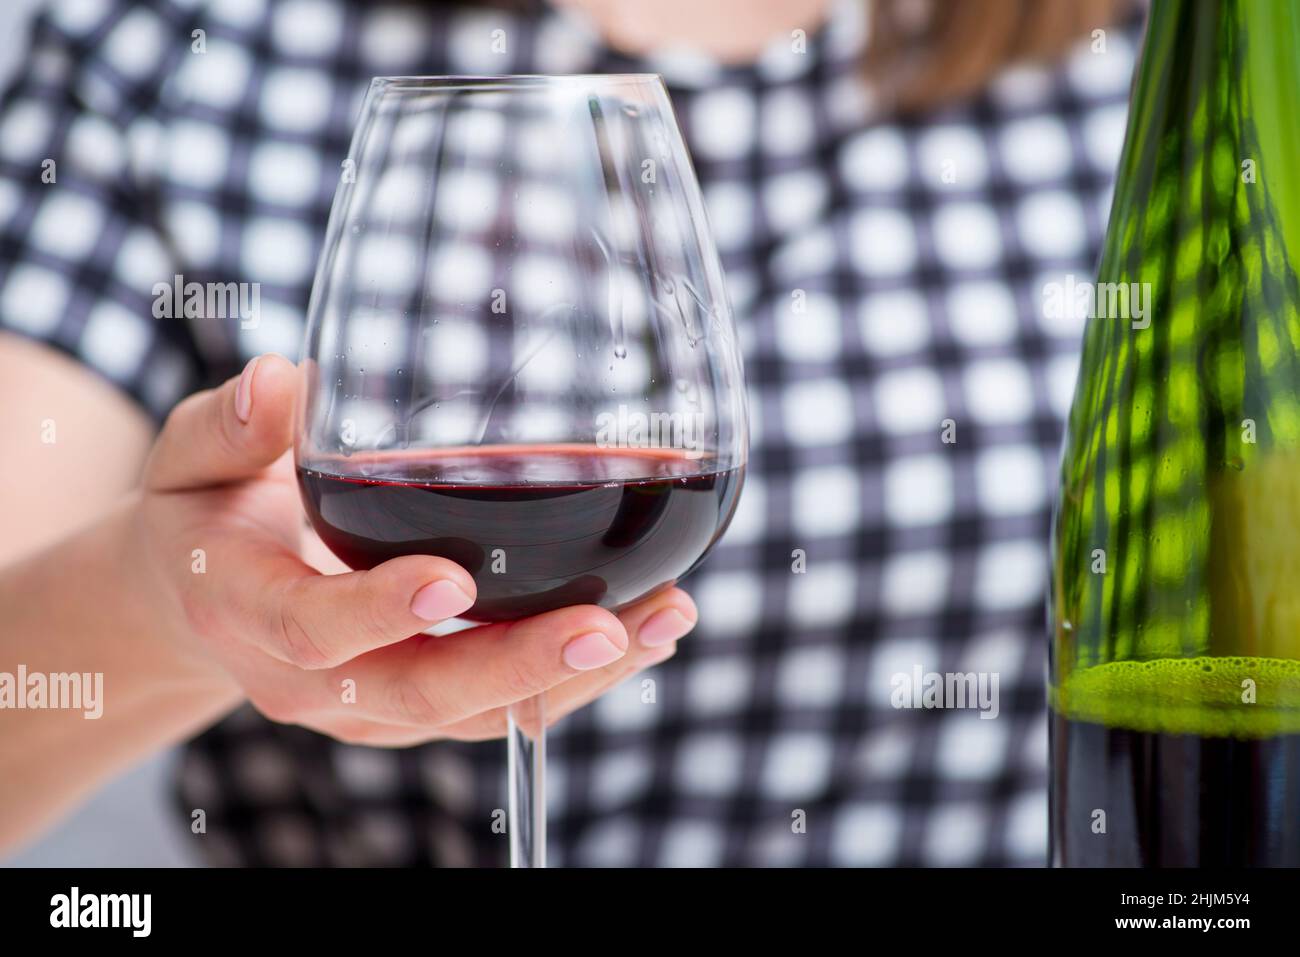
<box><xmin>1049</xmin><ymin>0</ymin><xmax>1300</xmax><ymax>866</ymax></box>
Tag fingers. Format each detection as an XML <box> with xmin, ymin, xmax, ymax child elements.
<box><xmin>305</xmin><ymin>629</ymin><xmax>683</xmax><ymax>746</ymax></box>
<box><xmin>230</xmin><ymin>580</ymin><xmax>698</xmax><ymax>747</ymax></box>
<box><xmin>267</xmin><ymin>554</ymin><xmax>478</xmax><ymax>669</ymax></box>
<box><xmin>614</xmin><ymin>587</ymin><xmax>699</xmax><ymax>652</ymax></box>
<box><xmin>511</xmin><ymin>588</ymin><xmax>696</xmax><ymax>727</ymax></box>
<box><xmin>145</xmin><ymin>354</ymin><xmax>297</xmax><ymax>492</ymax></box>
<box><xmin>539</xmin><ymin>587</ymin><xmax>696</xmax><ymax>710</ymax></box>
<box><xmin>298</xmin><ymin>587</ymin><xmax>697</xmax><ymax>741</ymax></box>
<box><xmin>439</xmin><ymin>641</ymin><xmax>681</xmax><ymax>742</ymax></box>
<box><xmin>179</xmin><ymin>529</ymin><xmax>479</xmax><ymax>671</ymax></box>
<box><xmin>332</xmin><ymin>604</ymin><xmax>633</xmax><ymax>727</ymax></box>
<box><xmin>469</xmin><ymin>587</ymin><xmax>698</xmax><ymax>737</ymax></box>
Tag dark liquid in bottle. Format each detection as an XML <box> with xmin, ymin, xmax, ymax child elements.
<box><xmin>1050</xmin><ymin>656</ymin><xmax>1300</xmax><ymax>866</ymax></box>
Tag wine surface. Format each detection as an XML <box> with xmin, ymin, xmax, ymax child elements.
<box><xmin>298</xmin><ymin>445</ymin><xmax>744</xmax><ymax>621</ymax></box>
<box><xmin>1051</xmin><ymin>657</ymin><xmax>1300</xmax><ymax>866</ymax></box>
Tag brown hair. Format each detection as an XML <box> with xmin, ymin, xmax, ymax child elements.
<box><xmin>866</xmin><ymin>0</ymin><xmax>1134</xmax><ymax>111</ymax></box>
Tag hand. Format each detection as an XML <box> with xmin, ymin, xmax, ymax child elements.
<box><xmin>133</xmin><ymin>354</ymin><xmax>699</xmax><ymax>745</ymax></box>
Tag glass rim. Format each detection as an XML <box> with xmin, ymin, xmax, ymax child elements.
<box><xmin>369</xmin><ymin>74</ymin><xmax>665</xmax><ymax>92</ymax></box>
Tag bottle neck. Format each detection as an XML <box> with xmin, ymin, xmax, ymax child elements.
<box><xmin>1054</xmin><ymin>1</ymin><xmax>1300</xmax><ymax>672</ymax></box>
<box><xmin>1112</xmin><ymin>0</ymin><xmax>1300</xmax><ymax>262</ymax></box>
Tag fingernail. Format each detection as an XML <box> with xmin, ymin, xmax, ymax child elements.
<box><xmin>637</xmin><ymin>608</ymin><xmax>695</xmax><ymax>647</ymax></box>
<box><xmin>410</xmin><ymin>580</ymin><xmax>474</xmax><ymax>621</ymax></box>
<box><xmin>562</xmin><ymin>632</ymin><xmax>624</xmax><ymax>671</ymax></box>
<box><xmin>235</xmin><ymin>356</ymin><xmax>260</xmax><ymax>423</ymax></box>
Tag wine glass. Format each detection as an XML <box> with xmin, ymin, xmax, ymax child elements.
<box><xmin>295</xmin><ymin>75</ymin><xmax>748</xmax><ymax>867</ymax></box>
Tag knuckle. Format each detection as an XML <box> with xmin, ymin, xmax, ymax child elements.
<box><xmin>357</xmin><ymin>575</ymin><xmax>400</xmax><ymax>645</ymax></box>
<box><xmin>393</xmin><ymin>676</ymin><xmax>451</xmax><ymax>726</ymax></box>
<box><xmin>500</xmin><ymin>653</ymin><xmax>549</xmax><ymax>701</ymax></box>
<box><xmin>176</xmin><ymin>553</ymin><xmax>245</xmax><ymax>655</ymax></box>
<box><xmin>274</xmin><ymin>594</ymin><xmax>335</xmax><ymax>669</ymax></box>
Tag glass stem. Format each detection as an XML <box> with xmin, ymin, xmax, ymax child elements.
<box><xmin>507</xmin><ymin>693</ymin><xmax>546</xmax><ymax>868</ymax></box>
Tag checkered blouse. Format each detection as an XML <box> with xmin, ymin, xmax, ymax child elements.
<box><xmin>0</xmin><ymin>0</ymin><xmax>1141</xmax><ymax>865</ymax></box>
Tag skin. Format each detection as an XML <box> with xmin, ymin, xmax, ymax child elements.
<box><xmin>556</xmin><ymin>0</ymin><xmax>834</xmax><ymax>63</ymax></box>
<box><xmin>0</xmin><ymin>341</ymin><xmax>697</xmax><ymax>852</ymax></box>
<box><xmin>0</xmin><ymin>0</ymin><xmax>827</xmax><ymax>854</ymax></box>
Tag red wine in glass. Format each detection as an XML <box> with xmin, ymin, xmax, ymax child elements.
<box><xmin>298</xmin><ymin>444</ymin><xmax>744</xmax><ymax>622</ymax></box>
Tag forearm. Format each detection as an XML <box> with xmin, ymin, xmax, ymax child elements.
<box><xmin>0</xmin><ymin>334</ymin><xmax>154</xmax><ymax>570</ymax></box>
<box><xmin>0</xmin><ymin>496</ymin><xmax>242</xmax><ymax>854</ymax></box>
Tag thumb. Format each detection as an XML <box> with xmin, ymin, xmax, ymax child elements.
<box><xmin>145</xmin><ymin>354</ymin><xmax>297</xmax><ymax>492</ymax></box>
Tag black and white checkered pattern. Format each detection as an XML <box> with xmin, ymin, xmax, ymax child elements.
<box><xmin>0</xmin><ymin>0</ymin><xmax>1141</xmax><ymax>865</ymax></box>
